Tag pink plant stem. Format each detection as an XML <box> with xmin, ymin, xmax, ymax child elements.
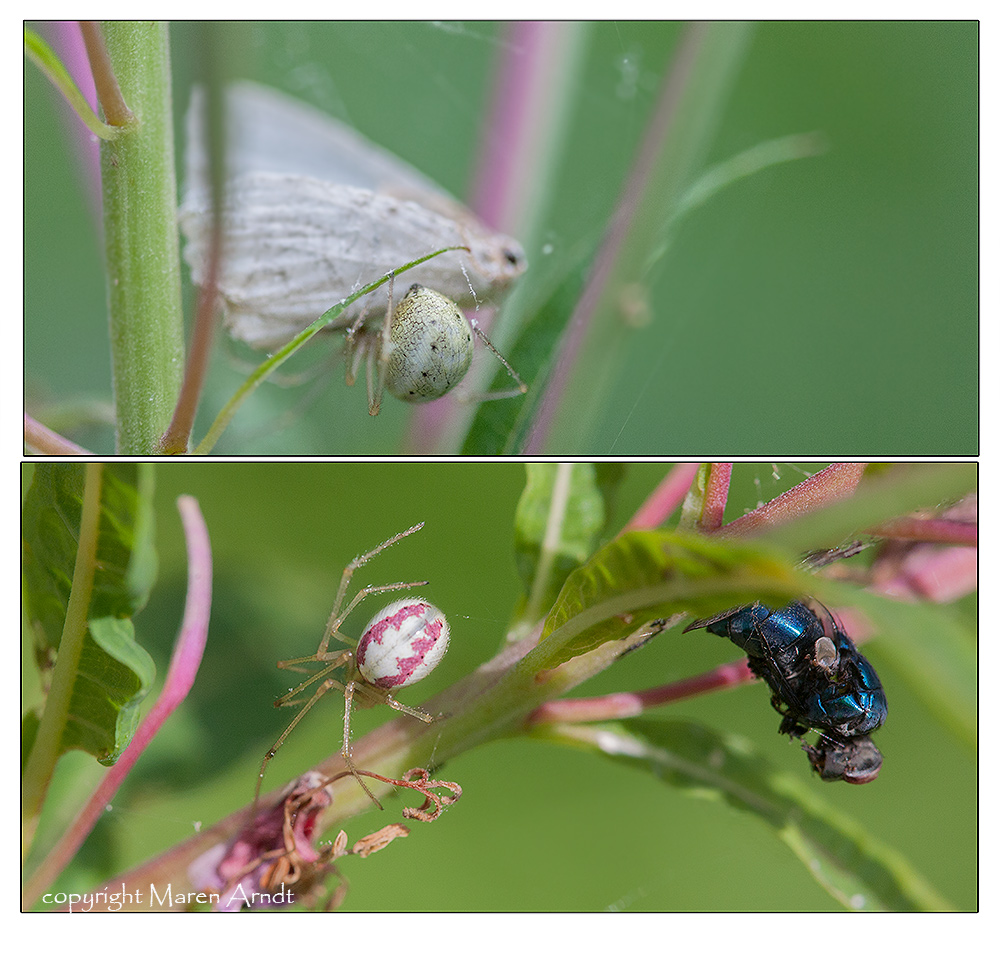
<box><xmin>46</xmin><ymin>22</ymin><xmax>102</xmax><ymax>217</ymax></box>
<box><xmin>872</xmin><ymin>516</ymin><xmax>977</xmax><ymax>546</ymax></box>
<box><xmin>526</xmin><ymin>23</ymin><xmax>708</xmax><ymax>453</ymax></box>
<box><xmin>528</xmin><ymin>658</ymin><xmax>755</xmax><ymax>726</ymax></box>
<box><xmin>470</xmin><ymin>21</ymin><xmax>562</xmax><ymax>232</ymax></box>
<box><xmin>24</xmin><ymin>414</ymin><xmax>93</xmax><ymax>455</ymax></box>
<box><xmin>720</xmin><ymin>463</ymin><xmax>868</xmax><ymax>538</ymax></box>
<box><xmin>403</xmin><ymin>21</ymin><xmax>558</xmax><ymax>454</ymax></box>
<box><xmin>160</xmin><ymin>187</ymin><xmax>222</xmax><ymax>453</ymax></box>
<box><xmin>623</xmin><ymin>462</ymin><xmax>700</xmax><ymax>531</ymax></box>
<box><xmin>698</xmin><ymin>462</ymin><xmax>732</xmax><ymax>531</ymax></box>
<box><xmin>22</xmin><ymin>495</ymin><xmax>212</xmax><ymax>910</ymax></box>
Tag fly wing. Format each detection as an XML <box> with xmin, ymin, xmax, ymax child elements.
<box><xmin>180</xmin><ymin>82</ymin><xmax>526</xmax><ymax>349</ymax></box>
<box><xmin>683</xmin><ymin>605</ymin><xmax>751</xmax><ymax>634</ymax></box>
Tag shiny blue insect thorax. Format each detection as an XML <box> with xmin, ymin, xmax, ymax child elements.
<box><xmin>702</xmin><ymin>601</ymin><xmax>887</xmax><ymax>738</ymax></box>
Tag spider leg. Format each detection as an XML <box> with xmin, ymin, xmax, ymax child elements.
<box><xmin>368</xmin><ymin>272</ymin><xmax>395</xmax><ymax>416</ymax></box>
<box><xmin>340</xmin><ymin>679</ymin><xmax>383</xmax><ymax>809</ymax></box>
<box><xmin>383</xmin><ymin>693</ymin><xmax>435</xmax><ymax>724</ymax></box>
<box><xmin>316</xmin><ymin>522</ymin><xmax>426</xmax><ymax>657</ymax></box>
<box><xmin>255</xmin><ymin>675</ymin><xmax>345</xmax><ymax>809</ymax></box>
<box><xmin>343</xmin><ymin>295</ymin><xmax>373</xmax><ymax>388</ymax></box>
<box><xmin>255</xmin><ymin>523</ymin><xmax>431</xmax><ymax>813</ymax></box>
<box><xmin>322</xmin><ymin>579</ymin><xmax>428</xmax><ymax>652</ymax></box>
<box><xmin>273</xmin><ymin>656</ymin><xmax>349</xmax><ymax>706</ymax></box>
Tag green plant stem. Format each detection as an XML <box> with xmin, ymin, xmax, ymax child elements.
<box><xmin>100</xmin><ymin>22</ymin><xmax>184</xmax><ymax>454</ymax></box>
<box><xmin>21</xmin><ymin>463</ymin><xmax>103</xmax><ymax>857</ymax></box>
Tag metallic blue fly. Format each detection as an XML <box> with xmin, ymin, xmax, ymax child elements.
<box><xmin>684</xmin><ymin>600</ymin><xmax>887</xmax><ymax>784</ymax></box>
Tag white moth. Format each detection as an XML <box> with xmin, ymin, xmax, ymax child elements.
<box><xmin>179</xmin><ymin>81</ymin><xmax>527</xmax><ymax>351</ymax></box>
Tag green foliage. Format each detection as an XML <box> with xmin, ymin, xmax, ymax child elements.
<box><xmin>510</xmin><ymin>462</ymin><xmax>623</xmax><ymax>634</ymax></box>
<box><xmin>546</xmin><ymin>718</ymin><xmax>951</xmax><ymax>910</ymax></box>
<box><xmin>21</xmin><ymin>462</ymin><xmax>976</xmax><ymax>911</ymax></box>
<box><xmin>22</xmin><ymin>463</ymin><xmax>157</xmax><ymax>769</ymax></box>
<box><xmin>852</xmin><ymin>592</ymin><xmax>976</xmax><ymax>750</ymax></box>
<box><xmin>25</xmin><ymin>23</ymin><xmax>978</xmax><ymax>454</ymax></box>
<box><xmin>463</xmin><ymin>241</ymin><xmax>596</xmax><ymax>454</ymax></box>
<box><xmin>537</xmin><ymin>530</ymin><xmax>806</xmax><ymax>665</ymax></box>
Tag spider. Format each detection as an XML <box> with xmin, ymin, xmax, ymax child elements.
<box><xmin>344</xmin><ymin>274</ymin><xmax>527</xmax><ymax>416</ymax></box>
<box><xmin>255</xmin><ymin>522</ymin><xmax>449</xmax><ymax>809</ymax></box>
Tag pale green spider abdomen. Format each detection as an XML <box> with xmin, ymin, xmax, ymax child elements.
<box><xmin>384</xmin><ymin>284</ymin><xmax>474</xmax><ymax>402</ymax></box>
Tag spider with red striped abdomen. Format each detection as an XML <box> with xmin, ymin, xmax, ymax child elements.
<box><xmin>255</xmin><ymin>523</ymin><xmax>449</xmax><ymax>810</ymax></box>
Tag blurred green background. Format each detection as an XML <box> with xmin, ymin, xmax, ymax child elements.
<box><xmin>24</xmin><ymin>463</ymin><xmax>977</xmax><ymax>910</ymax></box>
<box><xmin>24</xmin><ymin>21</ymin><xmax>977</xmax><ymax>454</ymax></box>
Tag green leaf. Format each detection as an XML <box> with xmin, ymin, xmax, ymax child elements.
<box><xmin>509</xmin><ymin>462</ymin><xmax>625</xmax><ymax>636</ymax></box>
<box><xmin>544</xmin><ymin>718</ymin><xmax>952</xmax><ymax>911</ymax></box>
<box><xmin>537</xmin><ymin>530</ymin><xmax>808</xmax><ymax>669</ymax></box>
<box><xmin>78</xmin><ymin>617</ymin><xmax>156</xmax><ymax>764</ymax></box>
<box><xmin>462</xmin><ymin>242</ymin><xmax>595</xmax><ymax>454</ymax></box>
<box><xmin>21</xmin><ymin>463</ymin><xmax>158</xmax><ymax>771</ymax></box>
<box><xmin>852</xmin><ymin>592</ymin><xmax>976</xmax><ymax>751</ymax></box>
<box><xmin>23</xmin><ymin>28</ymin><xmax>124</xmax><ymax>141</ymax></box>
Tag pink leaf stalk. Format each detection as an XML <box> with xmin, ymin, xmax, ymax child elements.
<box><xmin>528</xmin><ymin>658</ymin><xmax>755</xmax><ymax>726</ymax></box>
<box><xmin>45</xmin><ymin>22</ymin><xmax>102</xmax><ymax>220</ymax></box>
<box><xmin>869</xmin><ymin>494</ymin><xmax>977</xmax><ymax>603</ymax></box>
<box><xmin>720</xmin><ymin>463</ymin><xmax>868</xmax><ymax>538</ymax></box>
<box><xmin>698</xmin><ymin>462</ymin><xmax>733</xmax><ymax>532</ymax></box>
<box><xmin>24</xmin><ymin>414</ymin><xmax>94</xmax><ymax>455</ymax></box>
<box><xmin>624</xmin><ymin>462</ymin><xmax>700</xmax><ymax>531</ymax></box>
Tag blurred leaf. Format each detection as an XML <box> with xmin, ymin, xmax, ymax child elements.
<box><xmin>853</xmin><ymin>593</ymin><xmax>976</xmax><ymax>750</ymax></box>
<box><xmin>545</xmin><ymin>23</ymin><xmax>754</xmax><ymax>450</ymax></box>
<box><xmin>21</xmin><ymin>712</ymin><xmax>41</xmax><ymax>772</ymax></box>
<box><xmin>510</xmin><ymin>462</ymin><xmax>624</xmax><ymax>636</ymax></box>
<box><xmin>673</xmin><ymin>131</ymin><xmax>828</xmax><ymax>231</ymax></box>
<box><xmin>21</xmin><ymin>463</ymin><xmax>158</xmax><ymax>767</ymax></box>
<box><xmin>463</xmin><ymin>242</ymin><xmax>595</xmax><ymax>454</ymax></box>
<box><xmin>544</xmin><ymin>718</ymin><xmax>952</xmax><ymax>911</ymax></box>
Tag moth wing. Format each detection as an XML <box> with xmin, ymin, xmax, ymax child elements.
<box><xmin>185</xmin><ymin>80</ymin><xmax>459</xmax><ymax>215</ymax></box>
<box><xmin>181</xmin><ymin>82</ymin><xmax>527</xmax><ymax>349</ymax></box>
<box><xmin>181</xmin><ymin>173</ymin><xmax>513</xmax><ymax>348</ymax></box>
